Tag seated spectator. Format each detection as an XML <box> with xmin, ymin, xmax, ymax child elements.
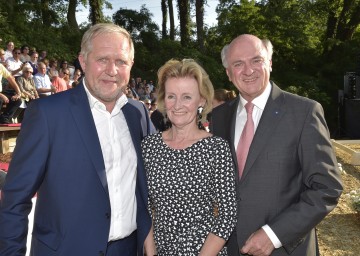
<box><xmin>73</xmin><ymin>51</ymin><xmax>84</xmax><ymax>76</ymax></box>
<box><xmin>27</xmin><ymin>51</ymin><xmax>39</xmax><ymax>75</ymax></box>
<box><xmin>6</xmin><ymin>48</ymin><xmax>24</xmax><ymax>78</ymax></box>
<box><xmin>38</xmin><ymin>50</ymin><xmax>47</xmax><ymax>62</ymax></box>
<box><xmin>60</xmin><ymin>60</ymin><xmax>68</xmax><ymax>70</ymax></box>
<box><xmin>122</xmin><ymin>85</ymin><xmax>133</xmax><ymax>99</ymax></box>
<box><xmin>143</xmin><ymin>98</ymin><xmax>151</xmax><ymax>112</ymax></box>
<box><xmin>20</xmin><ymin>45</ymin><xmax>31</xmax><ymax>62</ymax></box>
<box><xmin>129</xmin><ymin>78</ymin><xmax>139</xmax><ymax>100</ymax></box>
<box><xmin>0</xmin><ymin>63</ymin><xmax>22</xmax><ymax>124</ymax></box>
<box><xmin>34</xmin><ymin>62</ymin><xmax>56</xmax><ymax>97</ymax></box>
<box><xmin>14</xmin><ymin>63</ymin><xmax>39</xmax><ymax>122</ymax></box>
<box><xmin>4</xmin><ymin>41</ymin><xmax>14</xmax><ymax>61</ymax></box>
<box><xmin>71</xmin><ymin>69</ymin><xmax>82</xmax><ymax>88</ymax></box>
<box><xmin>149</xmin><ymin>99</ymin><xmax>157</xmax><ymax>115</ymax></box>
<box><xmin>52</xmin><ymin>68</ymin><xmax>69</xmax><ymax>92</ymax></box>
<box><xmin>47</xmin><ymin>59</ymin><xmax>58</xmax><ymax>80</ymax></box>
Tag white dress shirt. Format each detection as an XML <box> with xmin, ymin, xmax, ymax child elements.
<box><xmin>84</xmin><ymin>83</ymin><xmax>137</xmax><ymax>241</ymax></box>
<box><xmin>234</xmin><ymin>82</ymin><xmax>282</xmax><ymax>248</ymax></box>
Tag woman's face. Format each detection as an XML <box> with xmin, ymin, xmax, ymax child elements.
<box><xmin>164</xmin><ymin>77</ymin><xmax>205</xmax><ymax>129</ymax></box>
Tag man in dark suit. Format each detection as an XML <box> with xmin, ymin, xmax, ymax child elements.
<box><xmin>0</xmin><ymin>23</ymin><xmax>153</xmax><ymax>256</ymax></box>
<box><xmin>211</xmin><ymin>34</ymin><xmax>343</xmax><ymax>256</ymax></box>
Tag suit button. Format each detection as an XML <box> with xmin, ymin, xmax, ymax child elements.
<box><xmin>99</xmin><ymin>251</ymin><xmax>104</xmax><ymax>256</ymax></box>
<box><xmin>105</xmin><ymin>213</ymin><xmax>110</xmax><ymax>219</ymax></box>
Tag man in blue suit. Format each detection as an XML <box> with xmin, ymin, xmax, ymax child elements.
<box><xmin>0</xmin><ymin>23</ymin><xmax>153</xmax><ymax>256</ymax></box>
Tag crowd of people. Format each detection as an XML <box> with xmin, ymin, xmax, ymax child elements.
<box><xmin>0</xmin><ymin>23</ymin><xmax>343</xmax><ymax>256</ymax></box>
<box><xmin>0</xmin><ymin>40</ymin><xmax>172</xmax><ymax>127</ymax></box>
<box><xmin>0</xmin><ymin>42</ymin><xmax>84</xmax><ymax>123</ymax></box>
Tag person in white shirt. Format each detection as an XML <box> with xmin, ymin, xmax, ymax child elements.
<box><xmin>33</xmin><ymin>62</ymin><xmax>56</xmax><ymax>97</ymax></box>
<box><xmin>6</xmin><ymin>48</ymin><xmax>24</xmax><ymax>77</ymax></box>
<box><xmin>3</xmin><ymin>41</ymin><xmax>14</xmax><ymax>61</ymax></box>
<box><xmin>0</xmin><ymin>23</ymin><xmax>153</xmax><ymax>256</ymax></box>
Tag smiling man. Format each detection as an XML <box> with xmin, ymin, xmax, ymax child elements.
<box><xmin>210</xmin><ymin>34</ymin><xmax>343</xmax><ymax>256</ymax></box>
<box><xmin>0</xmin><ymin>23</ymin><xmax>152</xmax><ymax>256</ymax></box>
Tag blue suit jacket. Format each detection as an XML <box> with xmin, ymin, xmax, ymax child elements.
<box><xmin>0</xmin><ymin>83</ymin><xmax>153</xmax><ymax>255</ymax></box>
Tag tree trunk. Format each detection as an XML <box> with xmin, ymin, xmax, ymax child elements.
<box><xmin>41</xmin><ymin>0</ymin><xmax>52</xmax><ymax>26</ymax></box>
<box><xmin>196</xmin><ymin>0</ymin><xmax>205</xmax><ymax>52</ymax></box>
<box><xmin>67</xmin><ymin>0</ymin><xmax>79</xmax><ymax>31</ymax></box>
<box><xmin>325</xmin><ymin>10</ymin><xmax>337</xmax><ymax>39</ymax></box>
<box><xmin>336</xmin><ymin>0</ymin><xmax>360</xmax><ymax>41</ymax></box>
<box><xmin>168</xmin><ymin>0</ymin><xmax>175</xmax><ymax>40</ymax></box>
<box><xmin>177</xmin><ymin>0</ymin><xmax>191</xmax><ymax>46</ymax></box>
<box><xmin>161</xmin><ymin>0</ymin><xmax>168</xmax><ymax>38</ymax></box>
<box><xmin>89</xmin><ymin>0</ymin><xmax>104</xmax><ymax>25</ymax></box>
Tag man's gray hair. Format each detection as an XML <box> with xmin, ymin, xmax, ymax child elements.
<box><xmin>221</xmin><ymin>37</ymin><xmax>274</xmax><ymax>69</ymax></box>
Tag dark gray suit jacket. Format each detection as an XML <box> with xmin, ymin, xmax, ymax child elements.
<box><xmin>211</xmin><ymin>82</ymin><xmax>343</xmax><ymax>256</ymax></box>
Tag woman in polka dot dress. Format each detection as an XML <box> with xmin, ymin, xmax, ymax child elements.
<box><xmin>142</xmin><ymin>59</ymin><xmax>237</xmax><ymax>255</ymax></box>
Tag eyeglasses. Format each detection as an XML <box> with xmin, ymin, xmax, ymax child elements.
<box><xmin>63</xmin><ymin>73</ymin><xmax>70</xmax><ymax>75</ymax></box>
<box><xmin>14</xmin><ymin>52</ymin><xmax>21</xmax><ymax>55</ymax></box>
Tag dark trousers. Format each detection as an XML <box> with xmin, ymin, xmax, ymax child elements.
<box><xmin>0</xmin><ymin>91</ymin><xmax>22</xmax><ymax>122</ymax></box>
<box><xmin>106</xmin><ymin>231</ymin><xmax>137</xmax><ymax>256</ymax></box>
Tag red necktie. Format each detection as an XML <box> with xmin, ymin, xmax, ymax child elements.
<box><xmin>236</xmin><ymin>102</ymin><xmax>254</xmax><ymax>178</ymax></box>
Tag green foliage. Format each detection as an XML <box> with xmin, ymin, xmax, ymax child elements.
<box><xmin>112</xmin><ymin>5</ymin><xmax>159</xmax><ymax>42</ymax></box>
<box><xmin>1</xmin><ymin>0</ymin><xmax>360</xmax><ymax>135</ymax></box>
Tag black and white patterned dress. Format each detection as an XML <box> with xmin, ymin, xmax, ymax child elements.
<box><xmin>142</xmin><ymin>132</ymin><xmax>237</xmax><ymax>255</ymax></box>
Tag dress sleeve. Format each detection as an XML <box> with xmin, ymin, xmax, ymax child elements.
<box><xmin>210</xmin><ymin>138</ymin><xmax>237</xmax><ymax>240</ymax></box>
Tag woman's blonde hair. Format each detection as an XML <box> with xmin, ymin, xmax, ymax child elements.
<box><xmin>157</xmin><ymin>58</ymin><xmax>214</xmax><ymax>124</ymax></box>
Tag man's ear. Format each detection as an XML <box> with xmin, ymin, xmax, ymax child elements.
<box><xmin>226</xmin><ymin>69</ymin><xmax>232</xmax><ymax>82</ymax></box>
<box><xmin>78</xmin><ymin>54</ymin><xmax>86</xmax><ymax>73</ymax></box>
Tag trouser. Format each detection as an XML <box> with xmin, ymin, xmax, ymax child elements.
<box><xmin>106</xmin><ymin>230</ymin><xmax>137</xmax><ymax>256</ymax></box>
<box><xmin>0</xmin><ymin>91</ymin><xmax>22</xmax><ymax>122</ymax></box>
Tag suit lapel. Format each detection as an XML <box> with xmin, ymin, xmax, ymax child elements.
<box><xmin>122</xmin><ymin>104</ymin><xmax>142</xmax><ymax>156</ymax></box>
<box><xmin>241</xmin><ymin>83</ymin><xmax>286</xmax><ymax>180</ymax></box>
<box><xmin>69</xmin><ymin>84</ymin><xmax>108</xmax><ymax>195</ymax></box>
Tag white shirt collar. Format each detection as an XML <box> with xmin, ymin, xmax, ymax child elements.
<box><xmin>239</xmin><ymin>81</ymin><xmax>272</xmax><ymax>111</ymax></box>
<box><xmin>83</xmin><ymin>79</ymin><xmax>128</xmax><ymax>113</ymax></box>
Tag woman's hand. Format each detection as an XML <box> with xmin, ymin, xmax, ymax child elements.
<box><xmin>144</xmin><ymin>225</ymin><xmax>157</xmax><ymax>256</ymax></box>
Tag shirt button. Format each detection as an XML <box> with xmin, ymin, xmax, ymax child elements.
<box><xmin>105</xmin><ymin>213</ymin><xmax>110</xmax><ymax>219</ymax></box>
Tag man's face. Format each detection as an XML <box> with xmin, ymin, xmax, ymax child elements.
<box><xmin>79</xmin><ymin>33</ymin><xmax>133</xmax><ymax>109</ymax></box>
<box><xmin>31</xmin><ymin>53</ymin><xmax>38</xmax><ymax>63</ymax></box>
<box><xmin>225</xmin><ymin>35</ymin><xmax>272</xmax><ymax>102</ymax></box>
<box><xmin>38</xmin><ymin>64</ymin><xmax>47</xmax><ymax>75</ymax></box>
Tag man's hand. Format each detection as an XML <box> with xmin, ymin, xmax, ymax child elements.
<box><xmin>240</xmin><ymin>228</ymin><xmax>275</xmax><ymax>256</ymax></box>
<box><xmin>11</xmin><ymin>93</ymin><xmax>21</xmax><ymax>101</ymax></box>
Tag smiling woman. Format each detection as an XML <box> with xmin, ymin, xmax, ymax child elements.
<box><xmin>142</xmin><ymin>58</ymin><xmax>237</xmax><ymax>255</ymax></box>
